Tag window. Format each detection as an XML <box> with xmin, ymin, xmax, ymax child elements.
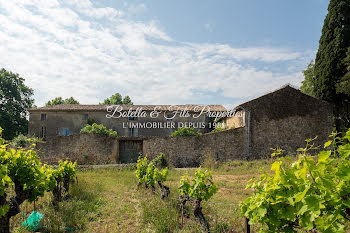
<box><xmin>41</xmin><ymin>114</ymin><xmax>46</xmax><ymax>121</ymax></box>
<box><xmin>128</xmin><ymin>128</ymin><xmax>138</xmax><ymax>136</ymax></box>
<box><xmin>40</xmin><ymin>126</ymin><xmax>46</xmax><ymax>139</ymax></box>
<box><xmin>82</xmin><ymin>114</ymin><xmax>88</xmax><ymax>120</ymax></box>
<box><xmin>62</xmin><ymin>128</ymin><xmax>69</xmax><ymax>136</ymax></box>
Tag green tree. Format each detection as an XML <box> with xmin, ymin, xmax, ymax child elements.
<box><xmin>337</xmin><ymin>47</ymin><xmax>350</xmax><ymax>96</ymax></box>
<box><xmin>122</xmin><ymin>95</ymin><xmax>133</xmax><ymax>105</ymax></box>
<box><xmin>313</xmin><ymin>0</ymin><xmax>350</xmax><ymax>129</ymax></box>
<box><xmin>101</xmin><ymin>93</ymin><xmax>123</xmax><ymax>105</ymax></box>
<box><xmin>0</xmin><ymin>68</ymin><xmax>34</xmax><ymax>140</ymax></box>
<box><xmin>45</xmin><ymin>97</ymin><xmax>80</xmax><ymax>106</ymax></box>
<box><xmin>100</xmin><ymin>93</ymin><xmax>133</xmax><ymax>105</ymax></box>
<box><xmin>300</xmin><ymin>61</ymin><xmax>316</xmax><ymax>97</ymax></box>
<box><xmin>64</xmin><ymin>97</ymin><xmax>80</xmax><ymax>104</ymax></box>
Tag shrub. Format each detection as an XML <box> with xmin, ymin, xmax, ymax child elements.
<box><xmin>11</xmin><ymin>134</ymin><xmax>27</xmax><ymax>147</ymax></box>
<box><xmin>11</xmin><ymin>134</ymin><xmax>43</xmax><ymax>148</ymax></box>
<box><xmin>80</xmin><ymin>123</ymin><xmax>118</xmax><ymax>137</ymax></box>
<box><xmin>170</xmin><ymin>127</ymin><xmax>201</xmax><ymax>137</ymax></box>
<box><xmin>240</xmin><ymin>130</ymin><xmax>350</xmax><ymax>232</ymax></box>
<box><xmin>211</xmin><ymin>124</ymin><xmax>227</xmax><ymax>133</ymax></box>
<box><xmin>86</xmin><ymin>118</ymin><xmax>97</xmax><ymax>126</ymax></box>
<box><xmin>152</xmin><ymin>153</ymin><xmax>169</xmax><ymax>169</ymax></box>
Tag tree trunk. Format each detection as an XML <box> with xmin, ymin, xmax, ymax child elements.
<box><xmin>158</xmin><ymin>181</ymin><xmax>170</xmax><ymax>199</ymax></box>
<box><xmin>0</xmin><ymin>215</ymin><xmax>10</xmax><ymax>233</ymax></box>
<box><xmin>191</xmin><ymin>198</ymin><xmax>210</xmax><ymax>233</ymax></box>
<box><xmin>52</xmin><ymin>179</ymin><xmax>63</xmax><ymax>208</ymax></box>
<box><xmin>63</xmin><ymin>175</ymin><xmax>70</xmax><ymax>200</ymax></box>
<box><xmin>0</xmin><ymin>193</ymin><xmax>10</xmax><ymax>233</ymax></box>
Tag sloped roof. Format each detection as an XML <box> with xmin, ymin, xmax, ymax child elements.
<box><xmin>28</xmin><ymin>104</ymin><xmax>227</xmax><ymax>112</ymax></box>
<box><xmin>217</xmin><ymin>84</ymin><xmax>332</xmax><ymax>121</ymax></box>
<box><xmin>236</xmin><ymin>84</ymin><xmax>330</xmax><ymax>110</ymax></box>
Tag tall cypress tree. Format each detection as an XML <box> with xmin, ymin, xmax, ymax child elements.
<box><xmin>313</xmin><ymin>0</ymin><xmax>350</xmax><ymax>129</ymax></box>
<box><xmin>314</xmin><ymin>0</ymin><xmax>350</xmax><ymax>102</ymax></box>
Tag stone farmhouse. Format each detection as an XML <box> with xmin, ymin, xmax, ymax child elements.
<box><xmin>32</xmin><ymin>85</ymin><xmax>334</xmax><ymax>166</ymax></box>
<box><xmin>28</xmin><ymin>104</ymin><xmax>227</xmax><ymax>138</ymax></box>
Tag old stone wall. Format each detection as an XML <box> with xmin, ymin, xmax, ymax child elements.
<box><xmin>36</xmin><ymin>134</ymin><xmax>118</xmax><ymax>165</ymax></box>
<box><xmin>239</xmin><ymin>86</ymin><xmax>333</xmax><ymax>158</ymax></box>
<box><xmin>249</xmin><ymin>114</ymin><xmax>333</xmax><ymax>159</ymax></box>
<box><xmin>143</xmin><ymin>127</ymin><xmax>247</xmax><ymax>167</ymax></box>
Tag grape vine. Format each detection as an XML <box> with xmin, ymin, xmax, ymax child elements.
<box><xmin>240</xmin><ymin>130</ymin><xmax>350</xmax><ymax>233</ymax></box>
<box><xmin>135</xmin><ymin>154</ymin><xmax>170</xmax><ymax>199</ymax></box>
<box><xmin>178</xmin><ymin>168</ymin><xmax>218</xmax><ymax>232</ymax></box>
<box><xmin>0</xmin><ymin>127</ymin><xmax>77</xmax><ymax>233</ymax></box>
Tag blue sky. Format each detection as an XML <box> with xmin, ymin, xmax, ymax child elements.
<box><xmin>0</xmin><ymin>0</ymin><xmax>329</xmax><ymax>108</ymax></box>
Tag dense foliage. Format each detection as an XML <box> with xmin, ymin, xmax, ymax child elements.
<box><xmin>80</xmin><ymin>123</ymin><xmax>118</xmax><ymax>137</ymax></box>
<box><xmin>312</xmin><ymin>0</ymin><xmax>350</xmax><ymax>129</ymax></box>
<box><xmin>241</xmin><ymin>130</ymin><xmax>350</xmax><ymax>232</ymax></box>
<box><xmin>170</xmin><ymin>127</ymin><xmax>201</xmax><ymax>137</ymax></box>
<box><xmin>178</xmin><ymin>168</ymin><xmax>218</xmax><ymax>202</ymax></box>
<box><xmin>135</xmin><ymin>155</ymin><xmax>170</xmax><ymax>199</ymax></box>
<box><xmin>0</xmin><ymin>68</ymin><xmax>34</xmax><ymax>140</ymax></box>
<box><xmin>152</xmin><ymin>153</ymin><xmax>169</xmax><ymax>169</ymax></box>
<box><xmin>100</xmin><ymin>92</ymin><xmax>133</xmax><ymax>105</ymax></box>
<box><xmin>300</xmin><ymin>61</ymin><xmax>316</xmax><ymax>97</ymax></box>
<box><xmin>314</xmin><ymin>0</ymin><xmax>350</xmax><ymax>102</ymax></box>
<box><xmin>0</xmin><ymin>127</ymin><xmax>77</xmax><ymax>233</ymax></box>
<box><xmin>336</xmin><ymin>47</ymin><xmax>350</xmax><ymax>96</ymax></box>
<box><xmin>45</xmin><ymin>97</ymin><xmax>80</xmax><ymax>106</ymax></box>
<box><xmin>11</xmin><ymin>134</ymin><xmax>42</xmax><ymax>148</ymax></box>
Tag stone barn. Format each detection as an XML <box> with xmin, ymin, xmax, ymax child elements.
<box><xmin>218</xmin><ymin>84</ymin><xmax>333</xmax><ymax>158</ymax></box>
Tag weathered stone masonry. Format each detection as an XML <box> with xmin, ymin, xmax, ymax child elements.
<box><xmin>35</xmin><ymin>85</ymin><xmax>334</xmax><ymax>167</ymax></box>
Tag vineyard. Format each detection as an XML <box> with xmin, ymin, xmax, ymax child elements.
<box><xmin>1</xmin><ymin>128</ymin><xmax>350</xmax><ymax>232</ymax></box>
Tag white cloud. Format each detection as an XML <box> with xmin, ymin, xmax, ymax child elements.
<box><xmin>0</xmin><ymin>0</ymin><xmax>309</xmax><ymax>107</ymax></box>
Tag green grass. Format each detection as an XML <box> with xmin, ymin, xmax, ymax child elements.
<box><xmin>10</xmin><ymin>160</ymin><xmax>274</xmax><ymax>233</ymax></box>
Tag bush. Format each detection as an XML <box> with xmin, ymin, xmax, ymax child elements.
<box><xmin>86</xmin><ymin>118</ymin><xmax>97</xmax><ymax>126</ymax></box>
<box><xmin>152</xmin><ymin>153</ymin><xmax>169</xmax><ymax>169</ymax></box>
<box><xmin>80</xmin><ymin>123</ymin><xmax>118</xmax><ymax>137</ymax></box>
<box><xmin>170</xmin><ymin>127</ymin><xmax>201</xmax><ymax>137</ymax></box>
<box><xmin>211</xmin><ymin>124</ymin><xmax>227</xmax><ymax>133</ymax></box>
<box><xmin>11</xmin><ymin>134</ymin><xmax>42</xmax><ymax>148</ymax></box>
<box><xmin>240</xmin><ymin>130</ymin><xmax>350</xmax><ymax>232</ymax></box>
<box><xmin>11</xmin><ymin>134</ymin><xmax>27</xmax><ymax>147</ymax></box>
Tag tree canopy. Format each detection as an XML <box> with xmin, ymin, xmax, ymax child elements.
<box><xmin>300</xmin><ymin>61</ymin><xmax>316</xmax><ymax>97</ymax></box>
<box><xmin>45</xmin><ymin>97</ymin><xmax>80</xmax><ymax>106</ymax></box>
<box><xmin>100</xmin><ymin>93</ymin><xmax>133</xmax><ymax>105</ymax></box>
<box><xmin>0</xmin><ymin>68</ymin><xmax>34</xmax><ymax>139</ymax></box>
<box><xmin>336</xmin><ymin>47</ymin><xmax>350</xmax><ymax>96</ymax></box>
<box><xmin>313</xmin><ymin>0</ymin><xmax>350</xmax><ymax>104</ymax></box>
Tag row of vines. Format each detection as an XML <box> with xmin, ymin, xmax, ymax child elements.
<box><xmin>0</xmin><ymin>127</ymin><xmax>77</xmax><ymax>233</ymax></box>
<box><xmin>137</xmin><ymin>129</ymin><xmax>350</xmax><ymax>233</ymax></box>
<box><xmin>135</xmin><ymin>153</ymin><xmax>218</xmax><ymax>232</ymax></box>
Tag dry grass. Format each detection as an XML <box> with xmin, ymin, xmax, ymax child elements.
<box><xmin>10</xmin><ymin>160</ymin><xmax>274</xmax><ymax>233</ymax></box>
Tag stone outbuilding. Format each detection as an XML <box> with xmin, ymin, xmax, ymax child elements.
<box><xmin>217</xmin><ymin>84</ymin><xmax>333</xmax><ymax>158</ymax></box>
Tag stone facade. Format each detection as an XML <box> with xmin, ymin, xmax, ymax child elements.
<box><xmin>237</xmin><ymin>85</ymin><xmax>333</xmax><ymax>158</ymax></box>
<box><xmin>143</xmin><ymin>127</ymin><xmax>247</xmax><ymax>167</ymax></box>
<box><xmin>33</xmin><ymin>85</ymin><xmax>334</xmax><ymax>166</ymax></box>
<box><xmin>28</xmin><ymin>105</ymin><xmax>226</xmax><ymax>138</ymax></box>
<box><xmin>36</xmin><ymin>134</ymin><xmax>118</xmax><ymax>165</ymax></box>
